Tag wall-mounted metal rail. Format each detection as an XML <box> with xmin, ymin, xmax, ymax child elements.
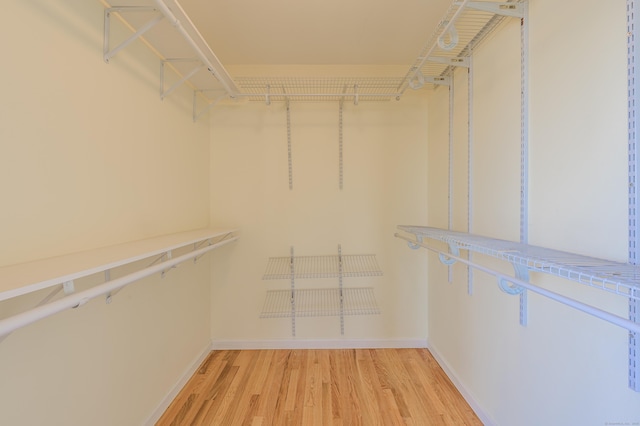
<box><xmin>0</xmin><ymin>229</ymin><xmax>238</xmax><ymax>339</ymax></box>
<box><xmin>396</xmin><ymin>225</ymin><xmax>640</xmax><ymax>390</ymax></box>
<box><xmin>261</xmin><ymin>246</ymin><xmax>382</xmax><ymax>336</ymax></box>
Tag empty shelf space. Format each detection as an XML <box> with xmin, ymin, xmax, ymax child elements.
<box><xmin>262</xmin><ymin>254</ymin><xmax>383</xmax><ymax>280</ymax></box>
<box><xmin>260</xmin><ymin>287</ymin><xmax>380</xmax><ymax>318</ymax></box>
<box><xmin>397</xmin><ymin>225</ymin><xmax>640</xmax><ymax>300</ymax></box>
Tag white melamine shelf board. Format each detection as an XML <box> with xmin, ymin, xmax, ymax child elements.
<box><xmin>262</xmin><ymin>254</ymin><xmax>383</xmax><ymax>280</ymax></box>
<box><xmin>0</xmin><ymin>228</ymin><xmax>237</xmax><ymax>302</ymax></box>
<box><xmin>398</xmin><ymin>225</ymin><xmax>640</xmax><ymax>300</ymax></box>
<box><xmin>260</xmin><ymin>287</ymin><xmax>380</xmax><ymax>318</ymax></box>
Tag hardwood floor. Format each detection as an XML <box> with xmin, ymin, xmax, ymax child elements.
<box><xmin>156</xmin><ymin>348</ymin><xmax>482</xmax><ymax>426</ymax></box>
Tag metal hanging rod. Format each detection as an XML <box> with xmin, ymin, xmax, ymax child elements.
<box><xmin>395</xmin><ymin>231</ymin><xmax>640</xmax><ymax>335</ymax></box>
<box><xmin>0</xmin><ymin>233</ymin><xmax>238</xmax><ymax>338</ymax></box>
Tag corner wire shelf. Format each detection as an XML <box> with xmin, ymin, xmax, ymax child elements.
<box><xmin>396</xmin><ymin>225</ymin><xmax>640</xmax><ymax>391</ymax></box>
<box><xmin>398</xmin><ymin>0</ymin><xmax>525</xmax><ymax>93</ymax></box>
<box><xmin>261</xmin><ymin>246</ymin><xmax>382</xmax><ymax>336</ymax></box>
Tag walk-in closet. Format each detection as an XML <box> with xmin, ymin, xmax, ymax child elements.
<box><xmin>0</xmin><ymin>0</ymin><xmax>638</xmax><ymax>425</ymax></box>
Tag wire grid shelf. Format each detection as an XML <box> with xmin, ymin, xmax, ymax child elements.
<box><xmin>260</xmin><ymin>287</ymin><xmax>380</xmax><ymax>318</ymax></box>
<box><xmin>234</xmin><ymin>77</ymin><xmax>404</xmax><ymax>102</ymax></box>
<box><xmin>399</xmin><ymin>0</ymin><xmax>523</xmax><ymax>92</ymax></box>
<box><xmin>262</xmin><ymin>254</ymin><xmax>383</xmax><ymax>280</ymax></box>
<box><xmin>398</xmin><ymin>225</ymin><xmax>640</xmax><ymax>300</ymax></box>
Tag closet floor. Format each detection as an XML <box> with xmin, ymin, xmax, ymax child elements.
<box><xmin>156</xmin><ymin>348</ymin><xmax>482</xmax><ymax>425</ymax></box>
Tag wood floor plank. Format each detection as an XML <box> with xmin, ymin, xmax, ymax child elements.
<box><xmin>156</xmin><ymin>348</ymin><xmax>482</xmax><ymax>426</ymax></box>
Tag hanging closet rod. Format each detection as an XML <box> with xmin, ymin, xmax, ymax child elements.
<box><xmin>395</xmin><ymin>230</ymin><xmax>640</xmax><ymax>335</ymax></box>
<box><xmin>0</xmin><ymin>233</ymin><xmax>238</xmax><ymax>338</ymax></box>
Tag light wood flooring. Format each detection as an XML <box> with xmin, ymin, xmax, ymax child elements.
<box><xmin>156</xmin><ymin>348</ymin><xmax>482</xmax><ymax>426</ymax></box>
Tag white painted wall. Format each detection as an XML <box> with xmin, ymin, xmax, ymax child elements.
<box><xmin>209</xmin><ymin>79</ymin><xmax>429</xmax><ymax>345</ymax></box>
<box><xmin>0</xmin><ymin>2</ymin><xmax>212</xmax><ymax>425</ymax></box>
<box><xmin>427</xmin><ymin>0</ymin><xmax>640</xmax><ymax>425</ymax></box>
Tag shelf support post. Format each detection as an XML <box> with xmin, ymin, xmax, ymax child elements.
<box><xmin>290</xmin><ymin>246</ymin><xmax>296</xmax><ymax>337</ymax></box>
<box><xmin>628</xmin><ymin>0</ymin><xmax>640</xmax><ymax>392</ymax></box>
<box><xmin>339</xmin><ymin>98</ymin><xmax>344</xmax><ymax>191</ymax></box>
<box><xmin>286</xmin><ymin>98</ymin><xmax>293</xmax><ymax>191</ymax></box>
<box><xmin>338</xmin><ymin>245</ymin><xmax>345</xmax><ymax>336</ymax></box>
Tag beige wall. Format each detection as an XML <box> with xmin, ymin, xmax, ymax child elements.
<box><xmin>0</xmin><ymin>1</ymin><xmax>211</xmax><ymax>425</ymax></box>
<box><xmin>209</xmin><ymin>83</ymin><xmax>429</xmax><ymax>344</ymax></box>
<box><xmin>427</xmin><ymin>0</ymin><xmax>639</xmax><ymax>424</ymax></box>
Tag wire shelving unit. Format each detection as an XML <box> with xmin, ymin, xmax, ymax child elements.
<box><xmin>261</xmin><ymin>246</ymin><xmax>382</xmax><ymax>336</ymax></box>
<box><xmin>99</xmin><ymin>0</ymin><xmax>526</xmax><ymax>113</ymax></box>
<box><xmin>396</xmin><ymin>225</ymin><xmax>640</xmax><ymax>391</ymax></box>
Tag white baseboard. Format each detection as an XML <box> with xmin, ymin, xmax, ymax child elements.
<box><xmin>211</xmin><ymin>338</ymin><xmax>428</xmax><ymax>350</ymax></box>
<box><xmin>144</xmin><ymin>342</ymin><xmax>212</xmax><ymax>426</ymax></box>
<box><xmin>426</xmin><ymin>341</ymin><xmax>496</xmax><ymax>426</ymax></box>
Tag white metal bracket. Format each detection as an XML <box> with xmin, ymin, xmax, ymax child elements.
<box><xmin>456</xmin><ymin>1</ymin><xmax>525</xmax><ymax>18</ymax></box>
<box><xmin>192</xmin><ymin>91</ymin><xmax>226</xmax><ymax>122</ymax></box>
<box><xmin>425</xmin><ymin>76</ymin><xmax>452</xmax><ymax>86</ymax></box>
<box><xmin>63</xmin><ymin>281</ymin><xmax>75</xmax><ymax>295</ymax></box>
<box><xmin>160</xmin><ymin>59</ymin><xmax>204</xmax><ymax>100</ymax></box>
<box><xmin>498</xmin><ymin>263</ymin><xmax>529</xmax><ymax>326</ymax></box>
<box><xmin>407</xmin><ymin>235</ymin><xmax>424</xmax><ymax>250</ymax></box>
<box><xmin>427</xmin><ymin>56</ymin><xmax>470</xmax><ymax>68</ymax></box>
<box><xmin>103</xmin><ymin>7</ymin><xmax>164</xmax><ymax>63</ymax></box>
<box><xmin>105</xmin><ymin>269</ymin><xmax>115</xmax><ymax>304</ymax></box>
<box><xmin>438</xmin><ymin>243</ymin><xmax>460</xmax><ymax>265</ymax></box>
<box><xmin>160</xmin><ymin>250</ymin><xmax>175</xmax><ymax>278</ymax></box>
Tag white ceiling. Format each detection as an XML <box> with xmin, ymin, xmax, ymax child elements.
<box><xmin>178</xmin><ymin>0</ymin><xmax>451</xmax><ymax>66</ymax></box>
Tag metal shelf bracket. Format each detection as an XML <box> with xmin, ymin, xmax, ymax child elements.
<box><xmin>425</xmin><ymin>76</ymin><xmax>452</xmax><ymax>86</ymax></box>
<box><xmin>498</xmin><ymin>263</ymin><xmax>529</xmax><ymax>326</ymax></box>
<box><xmin>427</xmin><ymin>56</ymin><xmax>470</xmax><ymax>68</ymax></box>
<box><xmin>438</xmin><ymin>243</ymin><xmax>460</xmax><ymax>265</ymax></box>
<box><xmin>103</xmin><ymin>7</ymin><xmax>164</xmax><ymax>63</ymax></box>
<box><xmin>460</xmin><ymin>2</ymin><xmax>525</xmax><ymax>18</ymax></box>
<box><xmin>160</xmin><ymin>59</ymin><xmax>204</xmax><ymax>100</ymax></box>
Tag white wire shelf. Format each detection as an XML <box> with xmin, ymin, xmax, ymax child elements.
<box><xmin>262</xmin><ymin>254</ymin><xmax>383</xmax><ymax>280</ymax></box>
<box><xmin>99</xmin><ymin>1</ymin><xmax>524</xmax><ymax>108</ymax></box>
<box><xmin>234</xmin><ymin>77</ymin><xmax>404</xmax><ymax>103</ymax></box>
<box><xmin>398</xmin><ymin>0</ymin><xmax>524</xmax><ymax>92</ymax></box>
<box><xmin>397</xmin><ymin>225</ymin><xmax>640</xmax><ymax>301</ymax></box>
<box><xmin>260</xmin><ymin>287</ymin><xmax>380</xmax><ymax>318</ymax></box>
